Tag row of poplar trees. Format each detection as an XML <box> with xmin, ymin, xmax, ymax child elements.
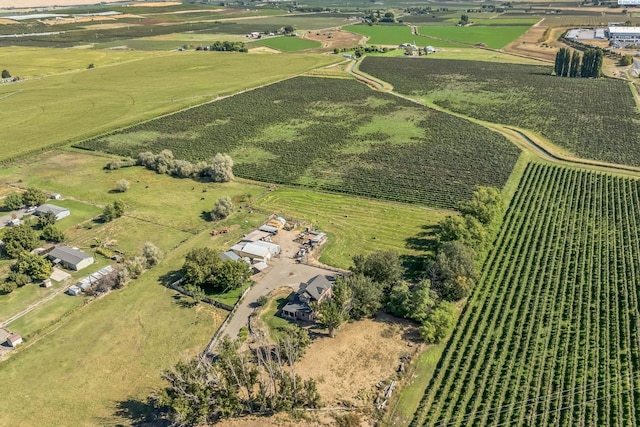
<box><xmin>554</xmin><ymin>47</ymin><xmax>603</xmax><ymax>78</ymax></box>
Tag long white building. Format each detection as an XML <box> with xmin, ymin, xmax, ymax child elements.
<box><xmin>607</xmin><ymin>26</ymin><xmax>640</xmax><ymax>46</ymax></box>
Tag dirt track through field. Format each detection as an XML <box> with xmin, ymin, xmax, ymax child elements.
<box><xmin>349</xmin><ymin>58</ymin><xmax>640</xmax><ymax>178</ymax></box>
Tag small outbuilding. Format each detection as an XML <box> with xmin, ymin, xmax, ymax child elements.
<box><xmin>35</xmin><ymin>204</ymin><xmax>70</xmax><ymax>221</ymax></box>
<box><xmin>48</xmin><ymin>246</ymin><xmax>94</xmax><ymax>271</ymax></box>
<box><xmin>259</xmin><ymin>224</ymin><xmax>278</xmax><ymax>235</ymax></box>
<box><xmin>6</xmin><ymin>333</ymin><xmax>22</xmax><ymax>347</ymax></box>
<box><xmin>241</xmin><ymin>230</ymin><xmax>271</xmax><ymax>242</ymax></box>
<box><xmin>67</xmin><ymin>285</ymin><xmax>82</xmax><ymax>296</ymax></box>
<box><xmin>252</xmin><ymin>261</ymin><xmax>269</xmax><ymax>273</ymax></box>
<box><xmin>41</xmin><ymin>279</ymin><xmax>52</xmax><ymax>288</ymax></box>
<box><xmin>220</xmin><ymin>251</ymin><xmax>241</xmax><ymax>262</ymax></box>
<box><xmin>50</xmin><ymin>193</ymin><xmax>62</xmax><ymax>200</ymax></box>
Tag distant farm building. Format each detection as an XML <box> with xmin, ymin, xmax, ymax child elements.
<box><xmin>6</xmin><ymin>333</ymin><xmax>22</xmax><ymax>348</ymax></box>
<box><xmin>282</xmin><ymin>275</ymin><xmax>335</xmax><ymax>321</ymax></box>
<box><xmin>220</xmin><ymin>250</ymin><xmax>241</xmax><ymax>262</ymax></box>
<box><xmin>607</xmin><ymin>26</ymin><xmax>640</xmax><ymax>47</ymax></box>
<box><xmin>35</xmin><ymin>204</ymin><xmax>70</xmax><ymax>221</ymax></box>
<box><xmin>259</xmin><ymin>224</ymin><xmax>278</xmax><ymax>235</ymax></box>
<box><xmin>66</xmin><ymin>285</ymin><xmax>82</xmax><ymax>296</ymax></box>
<box><xmin>48</xmin><ymin>246</ymin><xmax>94</xmax><ymax>271</ymax></box>
<box><xmin>241</xmin><ymin>230</ymin><xmax>272</xmax><ymax>242</ymax></box>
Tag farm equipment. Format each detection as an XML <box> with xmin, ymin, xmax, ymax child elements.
<box><xmin>211</xmin><ymin>228</ymin><xmax>229</xmax><ymax>236</ymax></box>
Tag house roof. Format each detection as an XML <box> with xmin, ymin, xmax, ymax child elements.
<box><xmin>251</xmin><ymin>240</ymin><xmax>280</xmax><ymax>254</ymax></box>
<box><xmin>221</xmin><ymin>251</ymin><xmax>241</xmax><ymax>262</ymax></box>
<box><xmin>282</xmin><ymin>300</ymin><xmax>312</xmax><ymax>314</ymax></box>
<box><xmin>48</xmin><ymin>246</ymin><xmax>92</xmax><ymax>266</ymax></box>
<box><xmin>242</xmin><ymin>230</ymin><xmax>271</xmax><ymax>242</ymax></box>
<box><xmin>298</xmin><ymin>274</ymin><xmax>333</xmax><ymax>302</ymax></box>
<box><xmin>241</xmin><ymin>242</ymin><xmax>271</xmax><ymax>258</ymax></box>
<box><xmin>7</xmin><ymin>333</ymin><xmax>21</xmax><ymax>342</ymax></box>
<box><xmin>35</xmin><ymin>204</ymin><xmax>69</xmax><ymax>216</ymax></box>
<box><xmin>252</xmin><ymin>261</ymin><xmax>269</xmax><ymax>272</ymax></box>
<box><xmin>259</xmin><ymin>225</ymin><xmax>278</xmax><ymax>234</ymax></box>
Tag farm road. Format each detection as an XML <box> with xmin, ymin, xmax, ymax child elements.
<box><xmin>213</xmin><ymin>258</ymin><xmax>336</xmax><ymax>351</ymax></box>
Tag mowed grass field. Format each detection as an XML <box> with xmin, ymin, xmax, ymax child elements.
<box><xmin>253</xmin><ymin>188</ymin><xmax>451</xmax><ymax>269</ymax></box>
<box><xmin>0</xmin><ymin>51</ymin><xmax>336</xmax><ymax>161</ymax></box>
<box><xmin>418</xmin><ymin>25</ymin><xmax>532</xmax><ymax>49</ymax></box>
<box><xmin>0</xmin><ymin>151</ymin><xmax>267</xmax><ymax>232</ymax></box>
<box><xmin>255</xmin><ymin>36</ymin><xmax>321</xmax><ymax>51</ymax></box>
<box><xmin>344</xmin><ymin>24</ymin><xmax>464</xmax><ymax>48</ymax></box>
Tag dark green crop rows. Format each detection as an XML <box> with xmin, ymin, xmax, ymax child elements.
<box><xmin>412</xmin><ymin>163</ymin><xmax>640</xmax><ymax>426</ymax></box>
<box><xmin>77</xmin><ymin>76</ymin><xmax>520</xmax><ymax>209</ymax></box>
<box><xmin>360</xmin><ymin>57</ymin><xmax>640</xmax><ymax>167</ymax></box>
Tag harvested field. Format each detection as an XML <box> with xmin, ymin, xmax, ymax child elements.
<box><xmin>503</xmin><ymin>24</ymin><xmax>557</xmax><ymax>62</ymax></box>
<box><xmin>298</xmin><ymin>314</ymin><xmax>418</xmax><ymax>405</ymax></box>
<box><xmin>304</xmin><ymin>28</ymin><xmax>364</xmax><ymax>50</ymax></box>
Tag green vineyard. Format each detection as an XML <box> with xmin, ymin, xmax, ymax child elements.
<box><xmin>412</xmin><ymin>163</ymin><xmax>640</xmax><ymax>426</ymax></box>
<box><xmin>78</xmin><ymin>77</ymin><xmax>519</xmax><ymax>209</ymax></box>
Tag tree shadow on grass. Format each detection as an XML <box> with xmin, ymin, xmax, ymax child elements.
<box><xmin>113</xmin><ymin>397</ymin><xmax>170</xmax><ymax>427</ymax></box>
<box><xmin>402</xmin><ymin>224</ymin><xmax>439</xmax><ymax>281</ymax></box>
<box><xmin>158</xmin><ymin>269</ymin><xmax>182</xmax><ymax>288</ymax></box>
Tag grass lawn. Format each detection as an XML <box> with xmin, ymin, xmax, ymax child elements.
<box><xmin>259</xmin><ymin>288</ymin><xmax>294</xmax><ymax>340</ymax></box>
<box><xmin>255</xmin><ymin>36</ymin><xmax>321</xmax><ymax>51</ymax></box>
<box><xmin>7</xmin><ymin>294</ymin><xmax>84</xmax><ymax>339</ymax></box>
<box><xmin>253</xmin><ymin>188</ymin><xmax>450</xmax><ymax>269</ymax></box>
<box><xmin>418</xmin><ymin>25</ymin><xmax>532</xmax><ymax>49</ymax></box>
<box><xmin>65</xmin><ymin>216</ymin><xmax>191</xmax><ymax>255</ymax></box>
<box><xmin>208</xmin><ymin>285</ymin><xmax>247</xmax><ymax>307</ymax></box>
<box><xmin>385</xmin><ymin>342</ymin><xmax>447</xmax><ymax>426</ymax></box>
<box><xmin>0</xmin><ymin>279</ymin><xmax>70</xmax><ymax>323</ymax></box>
<box><xmin>51</xmin><ymin>199</ymin><xmax>103</xmax><ymax>231</ymax></box>
<box><xmin>344</xmin><ymin>24</ymin><xmax>464</xmax><ymax>48</ymax></box>
<box><xmin>0</xmin><ymin>228</ymin><xmax>231</xmax><ymax>426</ymax></box>
<box><xmin>0</xmin><ymin>151</ymin><xmax>267</xmax><ymax>232</ymax></box>
<box><xmin>0</xmin><ymin>47</ymin><xmax>158</xmax><ymax>78</ymax></box>
<box><xmin>0</xmin><ymin>51</ymin><xmax>336</xmax><ymax>162</ymax></box>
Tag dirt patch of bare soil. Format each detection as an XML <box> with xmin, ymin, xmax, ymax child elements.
<box><xmin>504</xmin><ymin>25</ymin><xmax>557</xmax><ymax>62</ymax></box>
<box><xmin>249</xmin><ymin>46</ymin><xmax>282</xmax><ymax>54</ymax></box>
<box><xmin>304</xmin><ymin>28</ymin><xmax>364</xmax><ymax>51</ymax></box>
<box><xmin>298</xmin><ymin>314</ymin><xmax>417</xmax><ymax>406</ymax></box>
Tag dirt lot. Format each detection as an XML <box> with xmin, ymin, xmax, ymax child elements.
<box><xmin>298</xmin><ymin>313</ymin><xmax>418</xmax><ymax>406</ymax></box>
<box><xmin>304</xmin><ymin>28</ymin><xmax>364</xmax><ymax>51</ymax></box>
<box><xmin>504</xmin><ymin>25</ymin><xmax>558</xmax><ymax>62</ymax></box>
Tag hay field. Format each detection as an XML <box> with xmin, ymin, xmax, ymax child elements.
<box><xmin>0</xmin><ymin>51</ymin><xmax>335</xmax><ymax>162</ymax></box>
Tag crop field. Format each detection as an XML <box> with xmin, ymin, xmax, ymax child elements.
<box><xmin>418</xmin><ymin>25</ymin><xmax>532</xmax><ymax>48</ymax></box>
<box><xmin>0</xmin><ymin>52</ymin><xmax>334</xmax><ymax>162</ymax></box>
<box><xmin>78</xmin><ymin>76</ymin><xmax>520</xmax><ymax>209</ymax></box>
<box><xmin>255</xmin><ymin>36</ymin><xmax>321</xmax><ymax>51</ymax></box>
<box><xmin>254</xmin><ymin>188</ymin><xmax>450</xmax><ymax>269</ymax></box>
<box><xmin>343</xmin><ymin>24</ymin><xmax>464</xmax><ymax>47</ymax></box>
<box><xmin>360</xmin><ymin>57</ymin><xmax>640</xmax><ymax>167</ymax></box>
<box><xmin>413</xmin><ymin>163</ymin><xmax>640</xmax><ymax>427</ymax></box>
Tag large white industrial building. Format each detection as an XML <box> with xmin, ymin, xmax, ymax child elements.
<box><xmin>607</xmin><ymin>26</ymin><xmax>640</xmax><ymax>47</ymax></box>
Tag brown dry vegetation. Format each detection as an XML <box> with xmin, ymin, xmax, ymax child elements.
<box><xmin>504</xmin><ymin>24</ymin><xmax>557</xmax><ymax>62</ymax></box>
<box><xmin>304</xmin><ymin>28</ymin><xmax>364</xmax><ymax>51</ymax></box>
<box><xmin>298</xmin><ymin>314</ymin><xmax>418</xmax><ymax>406</ymax></box>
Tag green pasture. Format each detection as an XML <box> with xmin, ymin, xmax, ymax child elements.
<box><xmin>416</xmin><ymin>47</ymin><xmax>549</xmax><ymax>64</ymax></box>
<box><xmin>418</xmin><ymin>25</ymin><xmax>532</xmax><ymax>49</ymax></box>
<box><xmin>0</xmin><ymin>51</ymin><xmax>336</xmax><ymax>162</ymax></box>
<box><xmin>255</xmin><ymin>36</ymin><xmax>321</xmax><ymax>51</ymax></box>
<box><xmin>0</xmin><ymin>279</ymin><xmax>70</xmax><ymax>323</ymax></box>
<box><xmin>50</xmin><ymin>199</ymin><xmax>103</xmax><ymax>231</ymax></box>
<box><xmin>0</xmin><ymin>229</ymin><xmax>226</xmax><ymax>427</ymax></box>
<box><xmin>0</xmin><ymin>47</ymin><xmax>158</xmax><ymax>78</ymax></box>
<box><xmin>253</xmin><ymin>188</ymin><xmax>450</xmax><ymax>269</ymax></box>
<box><xmin>344</xmin><ymin>24</ymin><xmax>464</xmax><ymax>47</ymax></box>
<box><xmin>0</xmin><ymin>151</ymin><xmax>267</xmax><ymax>232</ymax></box>
<box><xmin>7</xmin><ymin>293</ymin><xmax>84</xmax><ymax>339</ymax></box>
<box><xmin>237</xmin><ymin>14</ymin><xmax>352</xmax><ymax>31</ymax></box>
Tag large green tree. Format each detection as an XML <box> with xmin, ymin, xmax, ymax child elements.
<box><xmin>14</xmin><ymin>252</ymin><xmax>52</xmax><ymax>281</ymax></box>
<box><xmin>22</xmin><ymin>187</ymin><xmax>47</xmax><ymax>207</ymax></box>
<box><xmin>352</xmin><ymin>251</ymin><xmax>403</xmax><ymax>286</ymax></box>
<box><xmin>3</xmin><ymin>223</ymin><xmax>39</xmax><ymax>258</ymax></box>
<box><xmin>182</xmin><ymin>248</ymin><xmax>250</xmax><ymax>292</ymax></box>
<box><xmin>347</xmin><ymin>274</ymin><xmax>384</xmax><ymax>320</ymax></box>
<box><xmin>3</xmin><ymin>193</ymin><xmax>23</xmax><ymax>211</ymax></box>
<box><xmin>457</xmin><ymin>186</ymin><xmax>503</xmax><ymax>227</ymax></box>
<box><xmin>433</xmin><ymin>241</ymin><xmax>477</xmax><ymax>301</ymax></box>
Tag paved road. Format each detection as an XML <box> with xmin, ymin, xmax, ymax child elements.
<box><xmin>213</xmin><ymin>258</ymin><xmax>337</xmax><ymax>350</ymax></box>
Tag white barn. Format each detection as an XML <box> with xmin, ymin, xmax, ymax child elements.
<box><xmin>35</xmin><ymin>204</ymin><xmax>70</xmax><ymax>221</ymax></box>
<box><xmin>48</xmin><ymin>246</ymin><xmax>94</xmax><ymax>271</ymax></box>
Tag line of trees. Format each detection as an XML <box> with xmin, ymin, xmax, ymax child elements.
<box><xmin>181</xmin><ymin>247</ymin><xmax>252</xmax><ymax>294</ymax></box>
<box><xmin>155</xmin><ymin>333</ymin><xmax>319</xmax><ymax>425</ymax></box>
<box><xmin>554</xmin><ymin>47</ymin><xmax>603</xmax><ymax>78</ymax></box>
<box><xmin>3</xmin><ymin>187</ymin><xmax>47</xmax><ymax>211</ymax></box>
<box><xmin>119</xmin><ymin>150</ymin><xmax>235</xmax><ymax>182</ymax></box>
